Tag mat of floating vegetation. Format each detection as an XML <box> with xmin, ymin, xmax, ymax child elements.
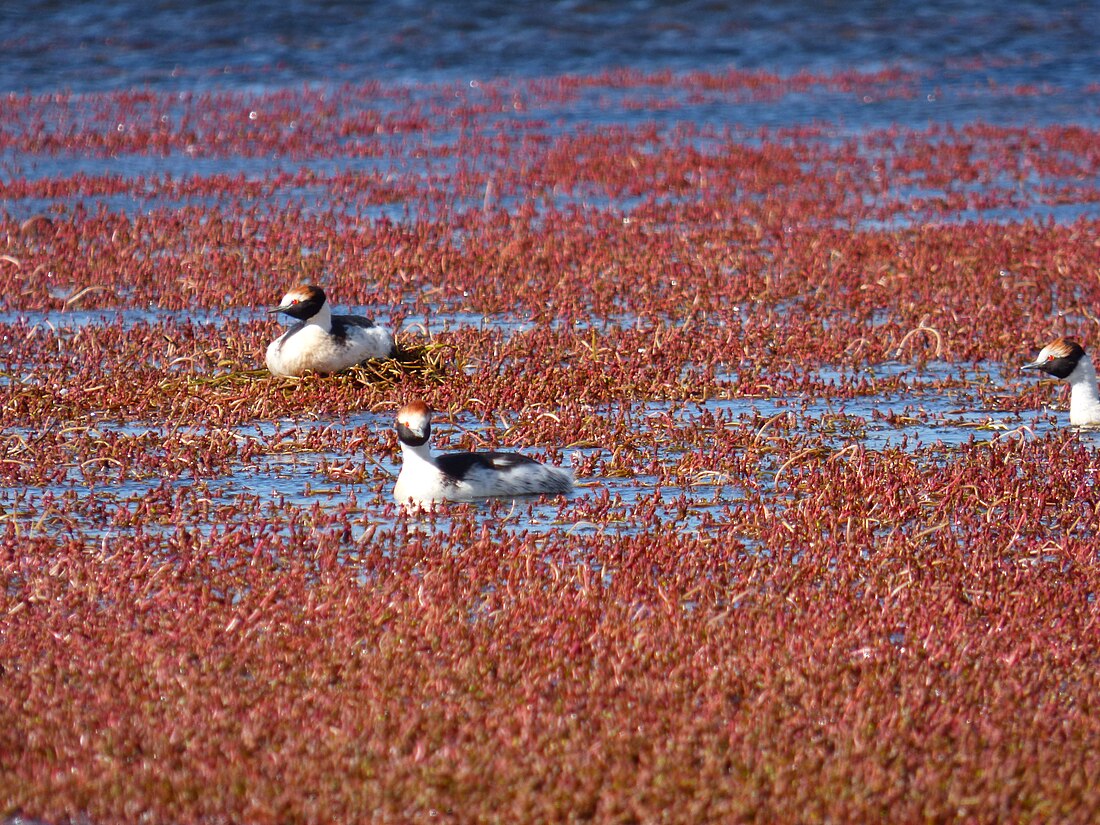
<box><xmin>341</xmin><ymin>338</ymin><xmax>454</xmax><ymax>385</ymax></box>
<box><xmin>170</xmin><ymin>339</ymin><xmax>452</xmax><ymax>388</ymax></box>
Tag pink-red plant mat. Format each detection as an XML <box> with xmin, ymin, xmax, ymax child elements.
<box><xmin>1</xmin><ymin>69</ymin><xmax>1099</xmax><ymax>822</ymax></box>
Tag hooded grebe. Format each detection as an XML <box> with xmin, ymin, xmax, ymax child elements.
<box><xmin>265</xmin><ymin>284</ymin><xmax>395</xmax><ymax>377</ymax></box>
<box><xmin>1022</xmin><ymin>337</ymin><xmax>1100</xmax><ymax>426</ymax></box>
<box><xmin>393</xmin><ymin>400</ymin><xmax>574</xmax><ymax>508</ymax></box>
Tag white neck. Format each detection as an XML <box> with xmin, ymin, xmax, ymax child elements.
<box><xmin>399</xmin><ymin>440</ymin><xmax>436</xmax><ymax>468</ymax></box>
<box><xmin>1067</xmin><ymin>355</ymin><xmax>1100</xmax><ymax>426</ymax></box>
<box><xmin>304</xmin><ymin>302</ymin><xmax>332</xmax><ymax>331</ymax></box>
<box><xmin>394</xmin><ymin>439</ymin><xmax>441</xmax><ymax>505</ymax></box>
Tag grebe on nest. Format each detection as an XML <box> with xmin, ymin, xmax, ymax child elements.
<box><xmin>265</xmin><ymin>284</ymin><xmax>395</xmax><ymax>377</ymax></box>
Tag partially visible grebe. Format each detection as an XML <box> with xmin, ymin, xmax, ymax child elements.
<box><xmin>1022</xmin><ymin>337</ymin><xmax>1100</xmax><ymax>426</ymax></box>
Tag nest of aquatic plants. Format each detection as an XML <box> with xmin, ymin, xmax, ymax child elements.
<box><xmin>170</xmin><ymin>338</ymin><xmax>453</xmax><ymax>389</ymax></box>
<box><xmin>337</xmin><ymin>338</ymin><xmax>454</xmax><ymax>385</ymax></box>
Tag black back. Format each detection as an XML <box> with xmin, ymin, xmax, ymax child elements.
<box><xmin>436</xmin><ymin>451</ymin><xmax>539</xmax><ymax>482</ymax></box>
<box><xmin>331</xmin><ymin>313</ymin><xmax>389</xmax><ymax>350</ymax></box>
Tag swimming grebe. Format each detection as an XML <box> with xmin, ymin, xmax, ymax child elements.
<box><xmin>393</xmin><ymin>400</ymin><xmax>574</xmax><ymax>508</ymax></box>
<box><xmin>1022</xmin><ymin>337</ymin><xmax>1100</xmax><ymax>426</ymax></box>
<box><xmin>265</xmin><ymin>284</ymin><xmax>395</xmax><ymax>377</ymax></box>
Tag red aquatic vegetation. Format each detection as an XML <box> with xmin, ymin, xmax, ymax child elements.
<box><xmin>1</xmin><ymin>67</ymin><xmax>1100</xmax><ymax>823</ymax></box>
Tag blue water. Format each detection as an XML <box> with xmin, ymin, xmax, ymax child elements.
<box><xmin>1</xmin><ymin>1</ymin><xmax>1097</xmax><ymax>125</ymax></box>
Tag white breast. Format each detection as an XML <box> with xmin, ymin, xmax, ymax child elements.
<box><xmin>394</xmin><ymin>462</ymin><xmax>450</xmax><ymax>507</ymax></box>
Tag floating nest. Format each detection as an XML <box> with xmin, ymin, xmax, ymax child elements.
<box><xmin>337</xmin><ymin>339</ymin><xmax>453</xmax><ymax>386</ymax></box>
<box><xmin>176</xmin><ymin>338</ymin><xmax>454</xmax><ymax>389</ymax></box>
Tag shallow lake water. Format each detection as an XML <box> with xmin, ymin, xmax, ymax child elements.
<box><xmin>2</xmin><ymin>349</ymin><xmax>1085</xmax><ymax>548</ymax></box>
